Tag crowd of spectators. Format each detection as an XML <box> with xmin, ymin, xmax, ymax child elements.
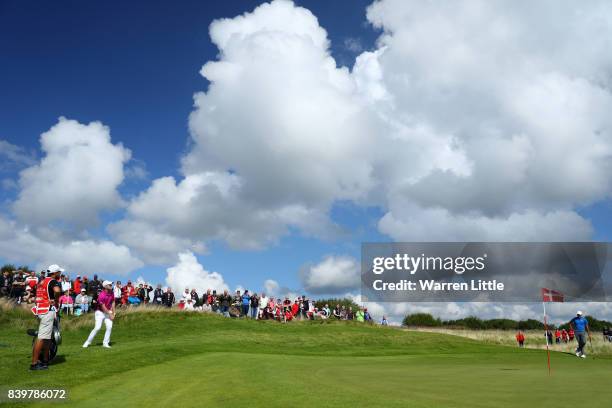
<box><xmin>0</xmin><ymin>267</ymin><xmax>375</xmax><ymax>323</ymax></box>
<box><xmin>544</xmin><ymin>328</ymin><xmax>575</xmax><ymax>345</ymax></box>
<box><xmin>166</xmin><ymin>288</ymin><xmax>375</xmax><ymax>322</ymax></box>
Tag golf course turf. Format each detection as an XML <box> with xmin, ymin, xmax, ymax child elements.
<box><xmin>1</xmin><ymin>307</ymin><xmax>610</xmax><ymax>407</ymax></box>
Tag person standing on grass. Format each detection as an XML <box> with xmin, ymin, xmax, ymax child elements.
<box><xmin>162</xmin><ymin>287</ymin><xmax>175</xmax><ymax>308</ymax></box>
<box><xmin>258</xmin><ymin>292</ymin><xmax>268</xmax><ymax>319</ymax></box>
<box><xmin>11</xmin><ymin>271</ymin><xmax>26</xmax><ymax>304</ymax></box>
<box><xmin>89</xmin><ymin>274</ymin><xmax>101</xmax><ymax>300</ymax></box>
<box><xmin>83</xmin><ymin>280</ymin><xmax>115</xmax><ymax>349</ymax></box>
<box><xmin>249</xmin><ymin>292</ymin><xmax>259</xmax><ymax>319</ymax></box>
<box><xmin>569</xmin><ymin>311</ymin><xmax>591</xmax><ymax>358</ymax></box>
<box><xmin>25</xmin><ymin>270</ymin><xmax>38</xmax><ymax>292</ymax></box>
<box><xmin>291</xmin><ymin>298</ymin><xmax>300</xmax><ymax>318</ymax></box>
<box><xmin>242</xmin><ymin>290</ymin><xmax>251</xmax><ymax>317</ymax></box>
<box><xmin>0</xmin><ymin>270</ymin><xmax>12</xmax><ymax>297</ymax></box>
<box><xmin>73</xmin><ymin>275</ymin><xmax>82</xmax><ymax>295</ymax></box>
<box><xmin>301</xmin><ymin>296</ymin><xmax>309</xmax><ymax>320</ymax></box>
<box><xmin>332</xmin><ymin>305</ymin><xmax>341</xmax><ymax>319</ymax></box>
<box><xmin>113</xmin><ymin>281</ymin><xmax>122</xmax><ymax>307</ymax></box>
<box><xmin>561</xmin><ymin>329</ymin><xmax>568</xmax><ymax>343</ymax></box>
<box><xmin>545</xmin><ymin>330</ymin><xmax>553</xmax><ymax>346</ymax></box>
<box><xmin>210</xmin><ymin>290</ymin><xmax>218</xmax><ymax>313</ymax></box>
<box><xmin>219</xmin><ymin>290</ymin><xmax>231</xmax><ymax>317</ymax></box>
<box><xmin>30</xmin><ymin>265</ymin><xmax>62</xmax><ymax>370</ymax></box>
<box><xmin>515</xmin><ymin>331</ymin><xmax>525</xmax><ymax>347</ymax></box>
<box><xmin>60</xmin><ymin>274</ymin><xmax>71</xmax><ymax>294</ymax></box>
<box><xmin>153</xmin><ymin>284</ymin><xmax>163</xmax><ymax>305</ymax></box>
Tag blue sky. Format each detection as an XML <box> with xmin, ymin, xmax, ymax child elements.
<box><xmin>0</xmin><ymin>0</ymin><xmax>383</xmax><ymax>291</ymax></box>
<box><xmin>1</xmin><ymin>0</ymin><xmax>611</xmax><ymax>322</ymax></box>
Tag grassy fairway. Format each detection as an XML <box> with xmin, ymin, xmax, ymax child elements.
<box><xmin>1</xmin><ymin>306</ymin><xmax>610</xmax><ymax>407</ymax></box>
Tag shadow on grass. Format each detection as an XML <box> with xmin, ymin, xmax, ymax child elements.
<box><xmin>49</xmin><ymin>355</ymin><xmax>66</xmax><ymax>365</ymax></box>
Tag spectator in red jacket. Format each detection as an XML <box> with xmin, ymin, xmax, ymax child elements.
<box><xmin>516</xmin><ymin>331</ymin><xmax>525</xmax><ymax>347</ymax></box>
<box><xmin>25</xmin><ymin>271</ymin><xmax>38</xmax><ymax>291</ymax></box>
<box><xmin>73</xmin><ymin>275</ymin><xmax>82</xmax><ymax>294</ymax></box>
<box><xmin>554</xmin><ymin>329</ymin><xmax>561</xmax><ymax>344</ymax></box>
<box><xmin>121</xmin><ymin>281</ymin><xmax>135</xmax><ymax>305</ymax></box>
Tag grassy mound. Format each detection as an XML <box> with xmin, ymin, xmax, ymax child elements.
<box><xmin>1</xmin><ymin>304</ymin><xmax>610</xmax><ymax>407</ymax></box>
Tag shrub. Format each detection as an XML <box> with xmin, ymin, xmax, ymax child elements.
<box><xmin>402</xmin><ymin>313</ymin><xmax>442</xmax><ymax>327</ymax></box>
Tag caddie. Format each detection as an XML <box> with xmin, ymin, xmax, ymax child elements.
<box><xmin>30</xmin><ymin>264</ymin><xmax>62</xmax><ymax>370</ymax></box>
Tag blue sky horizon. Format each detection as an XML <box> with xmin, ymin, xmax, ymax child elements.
<box><xmin>1</xmin><ymin>0</ymin><xmax>611</xmax><ymax>323</ymax></box>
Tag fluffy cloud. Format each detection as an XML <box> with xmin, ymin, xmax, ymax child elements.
<box><xmin>300</xmin><ymin>255</ymin><xmax>360</xmax><ymax>294</ymax></box>
<box><xmin>378</xmin><ymin>205</ymin><xmax>593</xmax><ymax>242</ymax></box>
<box><xmin>13</xmin><ymin>117</ymin><xmax>131</xmax><ymax>228</ymax></box>
<box><xmin>0</xmin><ymin>215</ymin><xmax>143</xmax><ymax>275</ymax></box>
<box><xmin>114</xmin><ymin>0</ymin><xmax>612</xmax><ymax>262</ymax></box>
<box><xmin>262</xmin><ymin>278</ymin><xmax>299</xmax><ymax>299</ymax></box>
<box><xmin>263</xmin><ymin>279</ymin><xmax>280</xmax><ymax>296</ymax></box>
<box><xmin>165</xmin><ymin>251</ymin><xmax>229</xmax><ymax>294</ymax></box>
<box><xmin>342</xmin><ymin>290</ymin><xmax>612</xmax><ymax>325</ymax></box>
<box><xmin>107</xmin><ymin>220</ymin><xmax>207</xmax><ymax>265</ymax></box>
<box><xmin>0</xmin><ymin>118</ymin><xmax>143</xmax><ymax>276</ymax></box>
<box><xmin>9</xmin><ymin>0</ymin><xmax>610</xmax><ymax>301</ymax></box>
<box><xmin>363</xmin><ymin>0</ymin><xmax>612</xmax><ymax>239</ymax></box>
<box><xmin>109</xmin><ymin>171</ymin><xmax>340</xmax><ymax>260</ymax></box>
<box><xmin>111</xmin><ymin>0</ymin><xmax>379</xmax><ymax>256</ymax></box>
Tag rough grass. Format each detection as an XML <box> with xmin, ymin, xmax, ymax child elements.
<box><xmin>408</xmin><ymin>327</ymin><xmax>612</xmax><ymax>355</ymax></box>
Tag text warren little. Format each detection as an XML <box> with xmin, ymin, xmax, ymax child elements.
<box><xmin>372</xmin><ymin>279</ymin><xmax>504</xmax><ymax>291</ymax></box>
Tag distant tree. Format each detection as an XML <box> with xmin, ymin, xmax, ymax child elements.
<box><xmin>17</xmin><ymin>265</ymin><xmax>34</xmax><ymax>273</ymax></box>
<box><xmin>402</xmin><ymin>313</ymin><xmax>442</xmax><ymax>327</ymax></box>
<box><xmin>518</xmin><ymin>319</ymin><xmax>545</xmax><ymax>330</ymax></box>
<box><xmin>1</xmin><ymin>264</ymin><xmax>16</xmax><ymax>274</ymax></box>
<box><xmin>444</xmin><ymin>316</ymin><xmax>485</xmax><ymax>329</ymax></box>
<box><xmin>483</xmin><ymin>319</ymin><xmax>519</xmax><ymax>330</ymax></box>
<box><xmin>314</xmin><ymin>298</ymin><xmax>360</xmax><ymax>310</ymax></box>
<box><xmin>558</xmin><ymin>315</ymin><xmax>612</xmax><ymax>332</ymax></box>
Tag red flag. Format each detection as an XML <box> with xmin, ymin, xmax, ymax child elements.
<box><xmin>541</xmin><ymin>288</ymin><xmax>564</xmax><ymax>302</ymax></box>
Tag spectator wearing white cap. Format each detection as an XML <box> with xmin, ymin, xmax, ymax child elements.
<box><xmin>75</xmin><ymin>288</ymin><xmax>90</xmax><ymax>314</ymax></box>
<box><xmin>83</xmin><ymin>280</ymin><xmax>115</xmax><ymax>349</ymax></box>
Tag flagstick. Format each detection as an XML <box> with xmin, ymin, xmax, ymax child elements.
<box><xmin>542</xmin><ymin>301</ymin><xmax>551</xmax><ymax>376</ymax></box>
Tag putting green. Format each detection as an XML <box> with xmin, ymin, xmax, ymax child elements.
<box><xmin>1</xmin><ymin>310</ymin><xmax>610</xmax><ymax>407</ymax></box>
<box><xmin>64</xmin><ymin>352</ymin><xmax>611</xmax><ymax>408</ymax></box>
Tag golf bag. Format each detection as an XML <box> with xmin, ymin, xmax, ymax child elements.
<box><xmin>27</xmin><ymin>314</ymin><xmax>61</xmax><ymax>362</ymax></box>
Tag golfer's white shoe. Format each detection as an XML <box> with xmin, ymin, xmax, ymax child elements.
<box><xmin>102</xmin><ymin>343</ymin><xmax>111</xmax><ymax>349</ymax></box>
<box><xmin>580</xmin><ymin>354</ymin><xmax>586</xmax><ymax>358</ymax></box>
<box><xmin>575</xmin><ymin>350</ymin><xmax>580</xmax><ymax>357</ymax></box>
<box><xmin>82</xmin><ymin>342</ymin><xmax>90</xmax><ymax>348</ymax></box>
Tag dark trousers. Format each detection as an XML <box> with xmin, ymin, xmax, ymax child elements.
<box><xmin>576</xmin><ymin>332</ymin><xmax>587</xmax><ymax>354</ymax></box>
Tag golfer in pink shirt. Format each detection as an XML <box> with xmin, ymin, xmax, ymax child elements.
<box><xmin>83</xmin><ymin>280</ymin><xmax>115</xmax><ymax>348</ymax></box>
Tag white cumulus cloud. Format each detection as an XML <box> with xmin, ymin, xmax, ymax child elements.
<box><xmin>300</xmin><ymin>255</ymin><xmax>360</xmax><ymax>294</ymax></box>
<box><xmin>13</xmin><ymin>117</ymin><xmax>131</xmax><ymax>228</ymax></box>
<box><xmin>0</xmin><ymin>215</ymin><xmax>143</xmax><ymax>275</ymax></box>
<box><xmin>165</xmin><ymin>251</ymin><xmax>229</xmax><ymax>295</ymax></box>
